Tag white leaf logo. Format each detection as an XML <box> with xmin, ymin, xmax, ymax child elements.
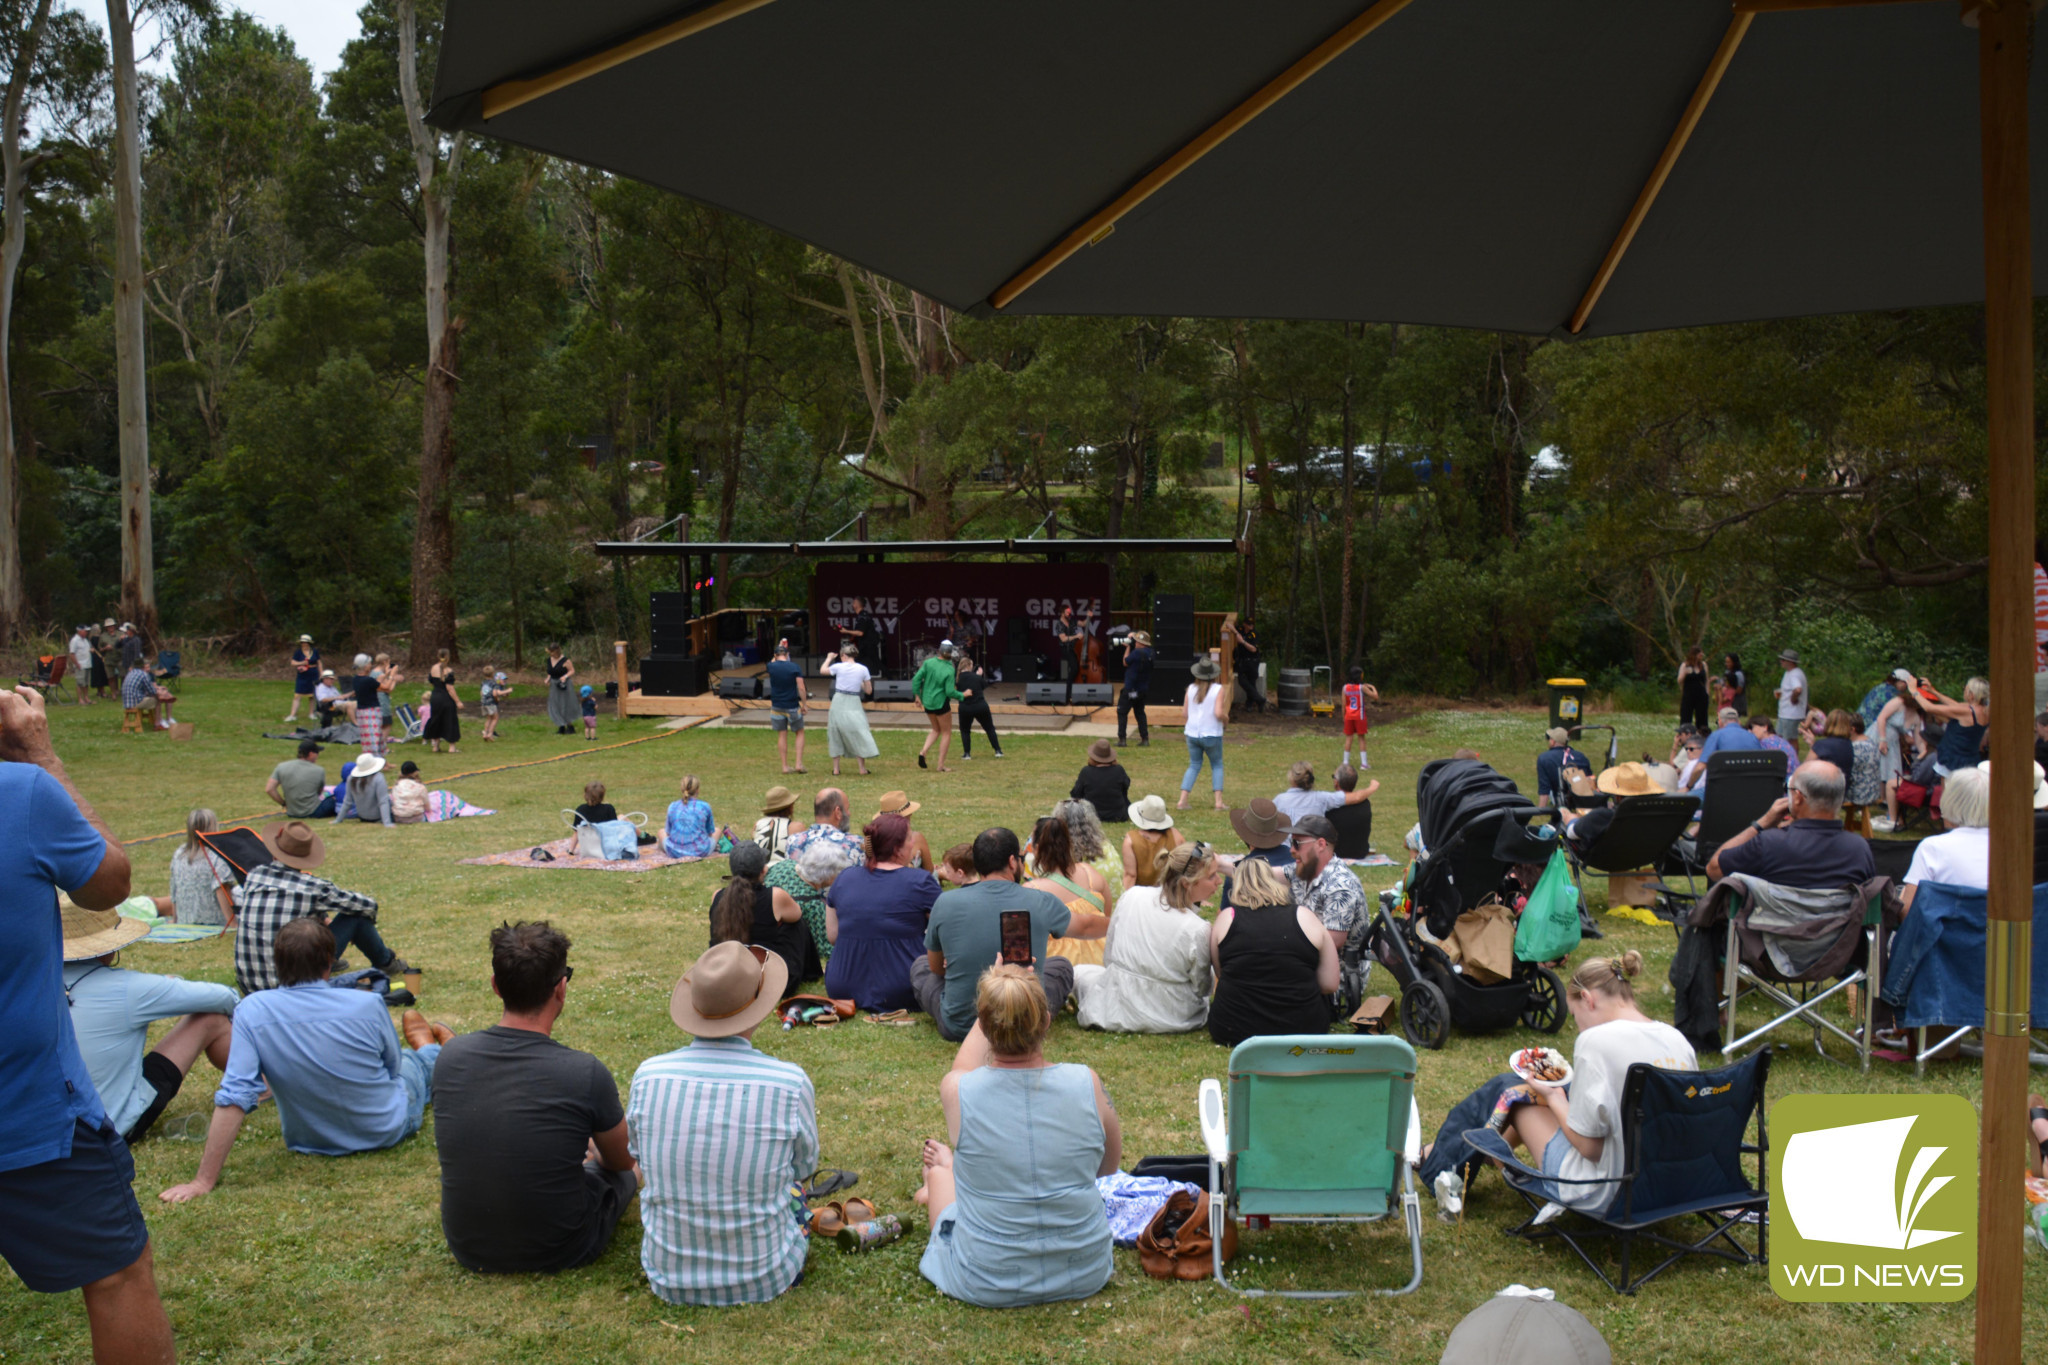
<box><xmin>1782</xmin><ymin>1116</ymin><xmax>1960</xmax><ymax>1250</ymax></box>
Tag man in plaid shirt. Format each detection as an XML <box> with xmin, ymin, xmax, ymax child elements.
<box><xmin>234</xmin><ymin>821</ymin><xmax>409</xmax><ymax>993</ymax></box>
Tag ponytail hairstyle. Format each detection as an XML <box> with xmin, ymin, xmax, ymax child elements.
<box><xmin>864</xmin><ymin>812</ymin><xmax>911</xmax><ymax>869</ymax></box>
<box><xmin>1158</xmin><ymin>840</ymin><xmax>1219</xmax><ymax>910</ymax></box>
<box><xmin>710</xmin><ymin>881</ymin><xmax>755</xmax><ymax>946</ymax></box>
<box><xmin>679</xmin><ymin>773</ymin><xmax>701</xmax><ymax>802</ymax></box>
<box><xmin>1567</xmin><ymin>949</ymin><xmax>1645</xmax><ymax>1003</ymax></box>
<box><xmin>975</xmin><ymin>963</ymin><xmax>1052</xmax><ymax>1056</ymax></box>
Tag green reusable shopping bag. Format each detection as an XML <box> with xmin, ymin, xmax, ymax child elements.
<box><xmin>1513</xmin><ymin>849</ymin><xmax>1582</xmax><ymax>963</ymax></box>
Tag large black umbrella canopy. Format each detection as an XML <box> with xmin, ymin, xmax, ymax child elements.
<box><xmin>429</xmin><ymin>0</ymin><xmax>2048</xmax><ymax>335</ymax></box>
<box><xmin>431</xmin><ymin>2</ymin><xmax>2040</xmax><ymax>1356</ymax></box>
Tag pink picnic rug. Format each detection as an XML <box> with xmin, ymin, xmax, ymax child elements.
<box><xmin>459</xmin><ymin>834</ymin><xmax>706</xmax><ymax>873</ymax></box>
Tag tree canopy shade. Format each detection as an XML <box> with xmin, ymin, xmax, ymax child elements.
<box><xmin>427</xmin><ymin>0</ymin><xmax>2048</xmax><ymax>335</ymax></box>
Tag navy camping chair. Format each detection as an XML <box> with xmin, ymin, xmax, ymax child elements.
<box><xmin>154</xmin><ymin>650</ymin><xmax>181</xmax><ymax>694</ymax></box>
<box><xmin>1878</xmin><ymin>881</ymin><xmax>2048</xmax><ymax>1075</ymax></box>
<box><xmin>1461</xmin><ymin>1049</ymin><xmax>1769</xmax><ymax>1294</ymax></box>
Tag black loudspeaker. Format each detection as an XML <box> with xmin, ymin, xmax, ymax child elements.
<box><xmin>1006</xmin><ymin>617</ymin><xmax>1031</xmax><ymax>653</ymax></box>
<box><xmin>715</xmin><ymin>675</ymin><xmax>761</xmax><ymax>699</ymax></box>
<box><xmin>1025</xmin><ymin>682</ymin><xmax>1069</xmax><ymax>705</ymax></box>
<box><xmin>1152</xmin><ymin>593</ymin><xmax>1196</xmax><ymax>659</ymax></box>
<box><xmin>717</xmin><ymin>612</ymin><xmax>750</xmax><ymax>643</ymax></box>
<box><xmin>1002</xmin><ymin>653</ymin><xmax>1040</xmax><ymax>682</ymax></box>
<box><xmin>871</xmin><ymin>679</ymin><xmax>916</xmax><ymax>703</ymax></box>
<box><xmin>1151</xmin><ymin>628</ymin><xmax>1195</xmax><ymax>655</ymax></box>
<box><xmin>640</xmin><ymin>656</ymin><xmax>709</xmax><ymax>697</ymax></box>
<box><xmin>1148</xmin><ymin>660</ymin><xmax>1194</xmax><ymax>706</ymax></box>
<box><xmin>1069</xmin><ymin>683</ymin><xmax>1113</xmax><ymax>706</ymax></box>
<box><xmin>649</xmin><ymin>591</ymin><xmax>689</xmax><ymax>618</ymax></box>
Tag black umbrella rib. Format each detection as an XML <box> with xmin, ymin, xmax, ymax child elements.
<box><xmin>480</xmin><ymin>0</ymin><xmax>778</xmax><ymax>121</ymax></box>
<box><xmin>988</xmin><ymin>0</ymin><xmax>1419</xmax><ymax>312</ymax></box>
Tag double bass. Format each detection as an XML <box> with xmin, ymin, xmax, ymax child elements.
<box><xmin>1080</xmin><ymin>607</ymin><xmax>1104</xmax><ymax>685</ymax></box>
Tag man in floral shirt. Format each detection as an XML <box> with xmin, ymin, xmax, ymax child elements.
<box><xmin>1287</xmin><ymin>814</ymin><xmax>1367</xmax><ymax>1009</ymax></box>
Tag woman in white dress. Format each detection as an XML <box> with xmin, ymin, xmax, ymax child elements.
<box><xmin>1073</xmin><ymin>841</ymin><xmax>1219</xmax><ymax>1034</ymax></box>
<box><xmin>822</xmin><ymin>642</ymin><xmax>878</xmax><ymax>777</ymax></box>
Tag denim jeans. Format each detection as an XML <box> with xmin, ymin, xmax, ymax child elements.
<box><xmin>398</xmin><ymin>1044</ymin><xmax>439</xmax><ymax>1138</ymax></box>
<box><xmin>1182</xmin><ymin>734</ymin><xmax>1225</xmax><ymax>792</ymax></box>
<box><xmin>330</xmin><ymin>912</ymin><xmax>392</xmax><ymax>970</ymax></box>
<box><xmin>1419</xmin><ymin>1071</ymin><xmax>1521</xmax><ymax>1194</ymax></box>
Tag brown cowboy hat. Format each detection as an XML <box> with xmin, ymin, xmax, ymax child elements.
<box><xmin>262</xmin><ymin>819</ymin><xmax>327</xmax><ymax>871</ymax></box>
<box><xmin>762</xmin><ymin>784</ymin><xmax>798</xmax><ymax>815</ymax></box>
<box><xmin>670</xmin><ymin>941</ymin><xmax>787</xmax><ymax>1038</ymax></box>
<box><xmin>875</xmin><ymin>790</ymin><xmax>921</xmax><ymax>818</ymax></box>
<box><xmin>61</xmin><ymin>900</ymin><xmax>150</xmax><ymax>961</ymax></box>
<box><xmin>1594</xmin><ymin>763</ymin><xmax>1661</xmax><ymax>798</ymax></box>
<box><xmin>1228</xmin><ymin>797</ymin><xmax>1293</xmax><ymax>850</ymax></box>
<box><xmin>1086</xmin><ymin>739</ymin><xmax>1116</xmax><ymax>767</ymax></box>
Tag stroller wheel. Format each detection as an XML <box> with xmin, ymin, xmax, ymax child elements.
<box><xmin>1522</xmin><ymin>965</ymin><xmax>1567</xmax><ymax>1034</ymax></box>
<box><xmin>1399</xmin><ymin>979</ymin><xmax>1451</xmax><ymax>1051</ymax></box>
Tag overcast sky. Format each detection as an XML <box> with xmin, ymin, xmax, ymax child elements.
<box><xmin>69</xmin><ymin>1</ymin><xmax>362</xmax><ymax>83</ymax></box>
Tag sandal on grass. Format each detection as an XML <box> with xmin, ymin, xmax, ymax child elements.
<box><xmin>804</xmin><ymin>1168</ymin><xmax>859</xmax><ymax>1201</ymax></box>
<box><xmin>842</xmin><ymin>1197</ymin><xmax>878</xmax><ymax>1225</ymax></box>
<box><xmin>810</xmin><ymin>1202</ymin><xmax>848</xmax><ymax>1237</ymax></box>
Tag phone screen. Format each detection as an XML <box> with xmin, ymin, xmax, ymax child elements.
<box><xmin>999</xmin><ymin>910</ymin><xmax>1033</xmax><ymax>966</ymax></box>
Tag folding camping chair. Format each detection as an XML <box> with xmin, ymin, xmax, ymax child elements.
<box><xmin>1653</xmin><ymin>750</ymin><xmax>1788</xmax><ymax>919</ymax></box>
<box><xmin>19</xmin><ymin>653</ymin><xmax>68</xmax><ymax>702</ymax></box>
<box><xmin>391</xmin><ymin>703</ymin><xmax>425</xmax><ymax>744</ymax></box>
<box><xmin>1462</xmin><ymin>1050</ymin><xmax>1770</xmax><ymax>1294</ymax></box>
<box><xmin>1562</xmin><ymin>793</ymin><xmax>1698</xmax><ymax>912</ymax></box>
<box><xmin>154</xmin><ymin>650</ymin><xmax>181</xmax><ymax>695</ymax></box>
<box><xmin>1327</xmin><ymin>800</ymin><xmax>1373</xmax><ymax>860</ymax></box>
<box><xmin>1878</xmin><ymin>881</ymin><xmax>2048</xmax><ymax>1075</ymax></box>
<box><xmin>1196</xmin><ymin>1034</ymin><xmax>1423</xmax><ymax>1298</ymax></box>
<box><xmin>1696</xmin><ymin>873</ymin><xmax>1893</xmax><ymax>1070</ymax></box>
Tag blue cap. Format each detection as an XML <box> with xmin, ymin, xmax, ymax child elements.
<box><xmin>579</xmin><ymin>684</ymin><xmax>593</xmax><ymax>697</ymax></box>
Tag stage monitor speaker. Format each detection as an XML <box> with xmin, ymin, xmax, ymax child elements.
<box><xmin>1002</xmin><ymin>653</ymin><xmax>1040</xmax><ymax>682</ymax></box>
<box><xmin>639</xmin><ymin>656</ymin><xmax>709</xmax><ymax>697</ymax></box>
<box><xmin>1006</xmin><ymin>617</ymin><xmax>1031</xmax><ymax>653</ymax></box>
<box><xmin>1148</xmin><ymin>659</ymin><xmax>1195</xmax><ymax>706</ymax></box>
<box><xmin>871</xmin><ymin>679</ymin><xmax>916</xmax><ymax>703</ymax></box>
<box><xmin>1069</xmin><ymin>683</ymin><xmax>1113</xmax><ymax>707</ymax></box>
<box><xmin>1025</xmin><ymin>682</ymin><xmax>1069</xmax><ymax>706</ymax></box>
<box><xmin>715</xmin><ymin>675</ymin><xmax>760</xmax><ymax>700</ymax></box>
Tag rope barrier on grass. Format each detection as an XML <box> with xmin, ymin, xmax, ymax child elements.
<box><xmin>119</xmin><ymin>717</ymin><xmax>706</xmax><ymax>847</ymax></box>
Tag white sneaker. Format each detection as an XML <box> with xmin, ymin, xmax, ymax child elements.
<box><xmin>1870</xmin><ymin>815</ymin><xmax>1895</xmax><ymax>833</ymax></box>
<box><xmin>1433</xmin><ymin>1169</ymin><xmax>1464</xmax><ymax>1217</ymax></box>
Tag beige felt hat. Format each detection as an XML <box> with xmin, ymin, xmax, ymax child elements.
<box><xmin>262</xmin><ymin>820</ymin><xmax>327</xmax><ymax>871</ymax></box>
<box><xmin>670</xmin><ymin>941</ymin><xmax>787</xmax><ymax>1038</ymax></box>
<box><xmin>61</xmin><ymin>901</ymin><xmax>150</xmax><ymax>961</ymax></box>
<box><xmin>1130</xmin><ymin>794</ymin><xmax>1175</xmax><ymax>830</ymax></box>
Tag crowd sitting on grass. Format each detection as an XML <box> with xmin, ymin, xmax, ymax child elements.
<box><xmin>20</xmin><ymin>676</ymin><xmax>2048</xmax><ymax>1360</ymax></box>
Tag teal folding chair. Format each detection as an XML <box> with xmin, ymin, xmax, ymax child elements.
<box><xmin>1197</xmin><ymin>1034</ymin><xmax>1424</xmax><ymax>1298</ymax></box>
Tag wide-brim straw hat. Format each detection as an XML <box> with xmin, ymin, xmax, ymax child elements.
<box><xmin>1130</xmin><ymin>794</ymin><xmax>1175</xmax><ymax>830</ymax></box>
<box><xmin>1595</xmin><ymin>762</ymin><xmax>1662</xmax><ymax>798</ymax></box>
<box><xmin>1191</xmin><ymin>657</ymin><xmax>1222</xmax><ymax>681</ymax></box>
<box><xmin>876</xmin><ymin>790</ymin><xmax>921</xmax><ymax>818</ymax></box>
<box><xmin>671</xmin><ymin>941</ymin><xmax>787</xmax><ymax>1037</ymax></box>
<box><xmin>1087</xmin><ymin>739</ymin><xmax>1116</xmax><ymax>767</ymax></box>
<box><xmin>61</xmin><ymin>900</ymin><xmax>150</xmax><ymax>961</ymax></box>
<box><xmin>352</xmin><ymin>752</ymin><xmax>387</xmax><ymax>779</ymax></box>
<box><xmin>762</xmin><ymin>784</ymin><xmax>798</xmax><ymax>814</ymax></box>
<box><xmin>262</xmin><ymin>819</ymin><xmax>328</xmax><ymax>871</ymax></box>
<box><xmin>1228</xmin><ymin>797</ymin><xmax>1292</xmax><ymax>850</ymax></box>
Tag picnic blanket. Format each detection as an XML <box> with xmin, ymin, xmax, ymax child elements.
<box><xmin>263</xmin><ymin>723</ymin><xmax>360</xmax><ymax>745</ymax></box>
<box><xmin>1341</xmin><ymin>852</ymin><xmax>1396</xmax><ymax>868</ymax></box>
<box><xmin>140</xmin><ymin>922</ymin><xmax>226</xmax><ymax>945</ymax></box>
<box><xmin>425</xmin><ymin>790</ymin><xmax>494</xmax><ymax>822</ymax></box>
<box><xmin>459</xmin><ymin>834</ymin><xmax>705</xmax><ymax>874</ymax></box>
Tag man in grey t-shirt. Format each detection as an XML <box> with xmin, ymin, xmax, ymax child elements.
<box><xmin>431</xmin><ymin>922</ymin><xmax>636</xmax><ymax>1274</ymax></box>
<box><xmin>265</xmin><ymin>741</ymin><xmax>328</xmax><ymax>818</ymax></box>
<box><xmin>910</xmin><ymin>827</ymin><xmax>1106</xmax><ymax>1042</ymax></box>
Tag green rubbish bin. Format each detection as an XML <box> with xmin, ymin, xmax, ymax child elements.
<box><xmin>1547</xmin><ymin>678</ymin><xmax>1587</xmax><ymax>734</ymax></box>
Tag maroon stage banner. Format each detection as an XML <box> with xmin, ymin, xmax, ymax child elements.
<box><xmin>809</xmin><ymin>562</ymin><xmax>1110</xmax><ymax>674</ymax></box>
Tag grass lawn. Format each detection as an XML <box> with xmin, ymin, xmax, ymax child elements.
<box><xmin>2</xmin><ymin>682</ymin><xmax>2034</xmax><ymax>1364</ymax></box>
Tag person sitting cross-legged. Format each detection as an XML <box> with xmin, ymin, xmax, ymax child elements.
<box><xmin>912</xmin><ymin>827</ymin><xmax>1108</xmax><ymax>1044</ymax></box>
<box><xmin>1072</xmin><ymin>840</ymin><xmax>1218</xmax><ymax>1034</ymax></box>
<box><xmin>432</xmin><ymin>921</ymin><xmax>638</xmax><ymax>1274</ymax></box>
<box><xmin>160</xmin><ymin>917</ymin><xmax>449</xmax><ymax>1203</ymax></box>
<box><xmin>61</xmin><ymin>902</ymin><xmax>238</xmax><ymax>1147</ymax></box>
<box><xmin>628</xmin><ymin>940</ymin><xmax>817</xmax><ymax>1306</ymax></box>
<box><xmin>916</xmin><ymin>965</ymin><xmax>1119</xmax><ymax>1308</ymax></box>
<box><xmin>1706</xmin><ymin>759</ymin><xmax>1875</xmax><ymax>889</ymax></box>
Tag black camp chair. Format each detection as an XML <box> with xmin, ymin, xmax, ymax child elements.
<box><xmin>1564</xmin><ymin>794</ymin><xmax>1699</xmax><ymax>919</ymax></box>
<box><xmin>1653</xmin><ymin>750</ymin><xmax>1787</xmax><ymax>920</ymax></box>
<box><xmin>194</xmin><ymin>827</ymin><xmax>274</xmax><ymax>883</ymax></box>
<box><xmin>1328</xmin><ymin>800</ymin><xmax>1373</xmax><ymax>860</ymax></box>
<box><xmin>1462</xmin><ymin>1050</ymin><xmax>1770</xmax><ymax>1294</ymax></box>
<box><xmin>154</xmin><ymin>650</ymin><xmax>182</xmax><ymax>695</ymax></box>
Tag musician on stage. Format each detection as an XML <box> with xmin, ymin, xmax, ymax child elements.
<box><xmin>1055</xmin><ymin>605</ymin><xmax>1088</xmax><ymax>682</ymax></box>
<box><xmin>843</xmin><ymin>598</ymin><xmax>884</xmax><ymax>673</ymax></box>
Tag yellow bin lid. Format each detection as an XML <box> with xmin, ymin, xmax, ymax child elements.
<box><xmin>1547</xmin><ymin>678</ymin><xmax>1586</xmax><ymax>687</ymax></box>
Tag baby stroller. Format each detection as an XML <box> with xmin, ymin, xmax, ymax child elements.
<box><xmin>1359</xmin><ymin>758</ymin><xmax>1567</xmax><ymax>1050</ymax></box>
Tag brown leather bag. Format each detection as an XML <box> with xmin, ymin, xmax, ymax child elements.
<box><xmin>1136</xmin><ymin>1189</ymin><xmax>1237</xmax><ymax>1280</ymax></box>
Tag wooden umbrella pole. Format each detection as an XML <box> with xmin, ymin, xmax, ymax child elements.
<box><xmin>1973</xmin><ymin>4</ymin><xmax>2032</xmax><ymax>1363</ymax></box>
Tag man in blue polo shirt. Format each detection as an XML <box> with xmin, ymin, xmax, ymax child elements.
<box><xmin>1686</xmin><ymin>706</ymin><xmax>1763</xmax><ymax>793</ymax></box>
<box><xmin>1707</xmin><ymin>760</ymin><xmax>1875</xmax><ymax>888</ymax></box>
<box><xmin>1534</xmin><ymin>727</ymin><xmax>1590</xmax><ymax>808</ymax></box>
<box><xmin>0</xmin><ymin>685</ymin><xmax>175</xmax><ymax>1363</ymax></box>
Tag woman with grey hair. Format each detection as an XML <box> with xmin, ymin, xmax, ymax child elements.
<box><xmin>765</xmin><ymin>831</ymin><xmax>862</xmax><ymax>972</ymax></box>
<box><xmin>1900</xmin><ymin>764</ymin><xmax>1994</xmax><ymax>914</ymax></box>
<box><xmin>1054</xmin><ymin>798</ymin><xmax>1122</xmax><ymax>903</ymax></box>
<box><xmin>348</xmin><ymin>653</ymin><xmax>388</xmax><ymax>755</ymax></box>
<box><xmin>167</xmin><ymin>809</ymin><xmax>236</xmax><ymax>925</ymax></box>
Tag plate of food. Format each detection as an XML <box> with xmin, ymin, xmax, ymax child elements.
<box><xmin>1508</xmin><ymin>1045</ymin><xmax>1572</xmax><ymax>1089</ymax></box>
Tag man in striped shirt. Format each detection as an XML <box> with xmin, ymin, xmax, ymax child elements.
<box><xmin>629</xmin><ymin>942</ymin><xmax>817</xmax><ymax>1306</ymax></box>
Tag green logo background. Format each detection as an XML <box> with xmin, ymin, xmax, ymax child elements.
<box><xmin>1769</xmin><ymin>1093</ymin><xmax>1977</xmax><ymax>1302</ymax></box>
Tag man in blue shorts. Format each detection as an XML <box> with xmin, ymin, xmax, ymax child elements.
<box><xmin>764</xmin><ymin>639</ymin><xmax>808</xmax><ymax>774</ymax></box>
<box><xmin>0</xmin><ymin>685</ymin><xmax>176</xmax><ymax>1363</ymax></box>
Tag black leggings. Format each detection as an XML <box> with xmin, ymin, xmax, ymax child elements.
<box><xmin>958</xmin><ymin>704</ymin><xmax>1002</xmax><ymax>755</ymax></box>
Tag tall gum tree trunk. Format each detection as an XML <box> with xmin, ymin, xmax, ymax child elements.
<box><xmin>107</xmin><ymin>0</ymin><xmax>154</xmax><ymax>638</ymax></box>
<box><xmin>399</xmin><ymin>0</ymin><xmax>465</xmax><ymax>665</ymax></box>
<box><xmin>0</xmin><ymin>0</ymin><xmax>53</xmax><ymax>647</ymax></box>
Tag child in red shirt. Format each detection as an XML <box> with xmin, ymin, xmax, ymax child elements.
<box><xmin>1341</xmin><ymin>667</ymin><xmax>1379</xmax><ymax>772</ymax></box>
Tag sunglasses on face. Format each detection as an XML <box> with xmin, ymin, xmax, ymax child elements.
<box><xmin>557</xmin><ymin>965</ymin><xmax>575</xmax><ymax>986</ymax></box>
